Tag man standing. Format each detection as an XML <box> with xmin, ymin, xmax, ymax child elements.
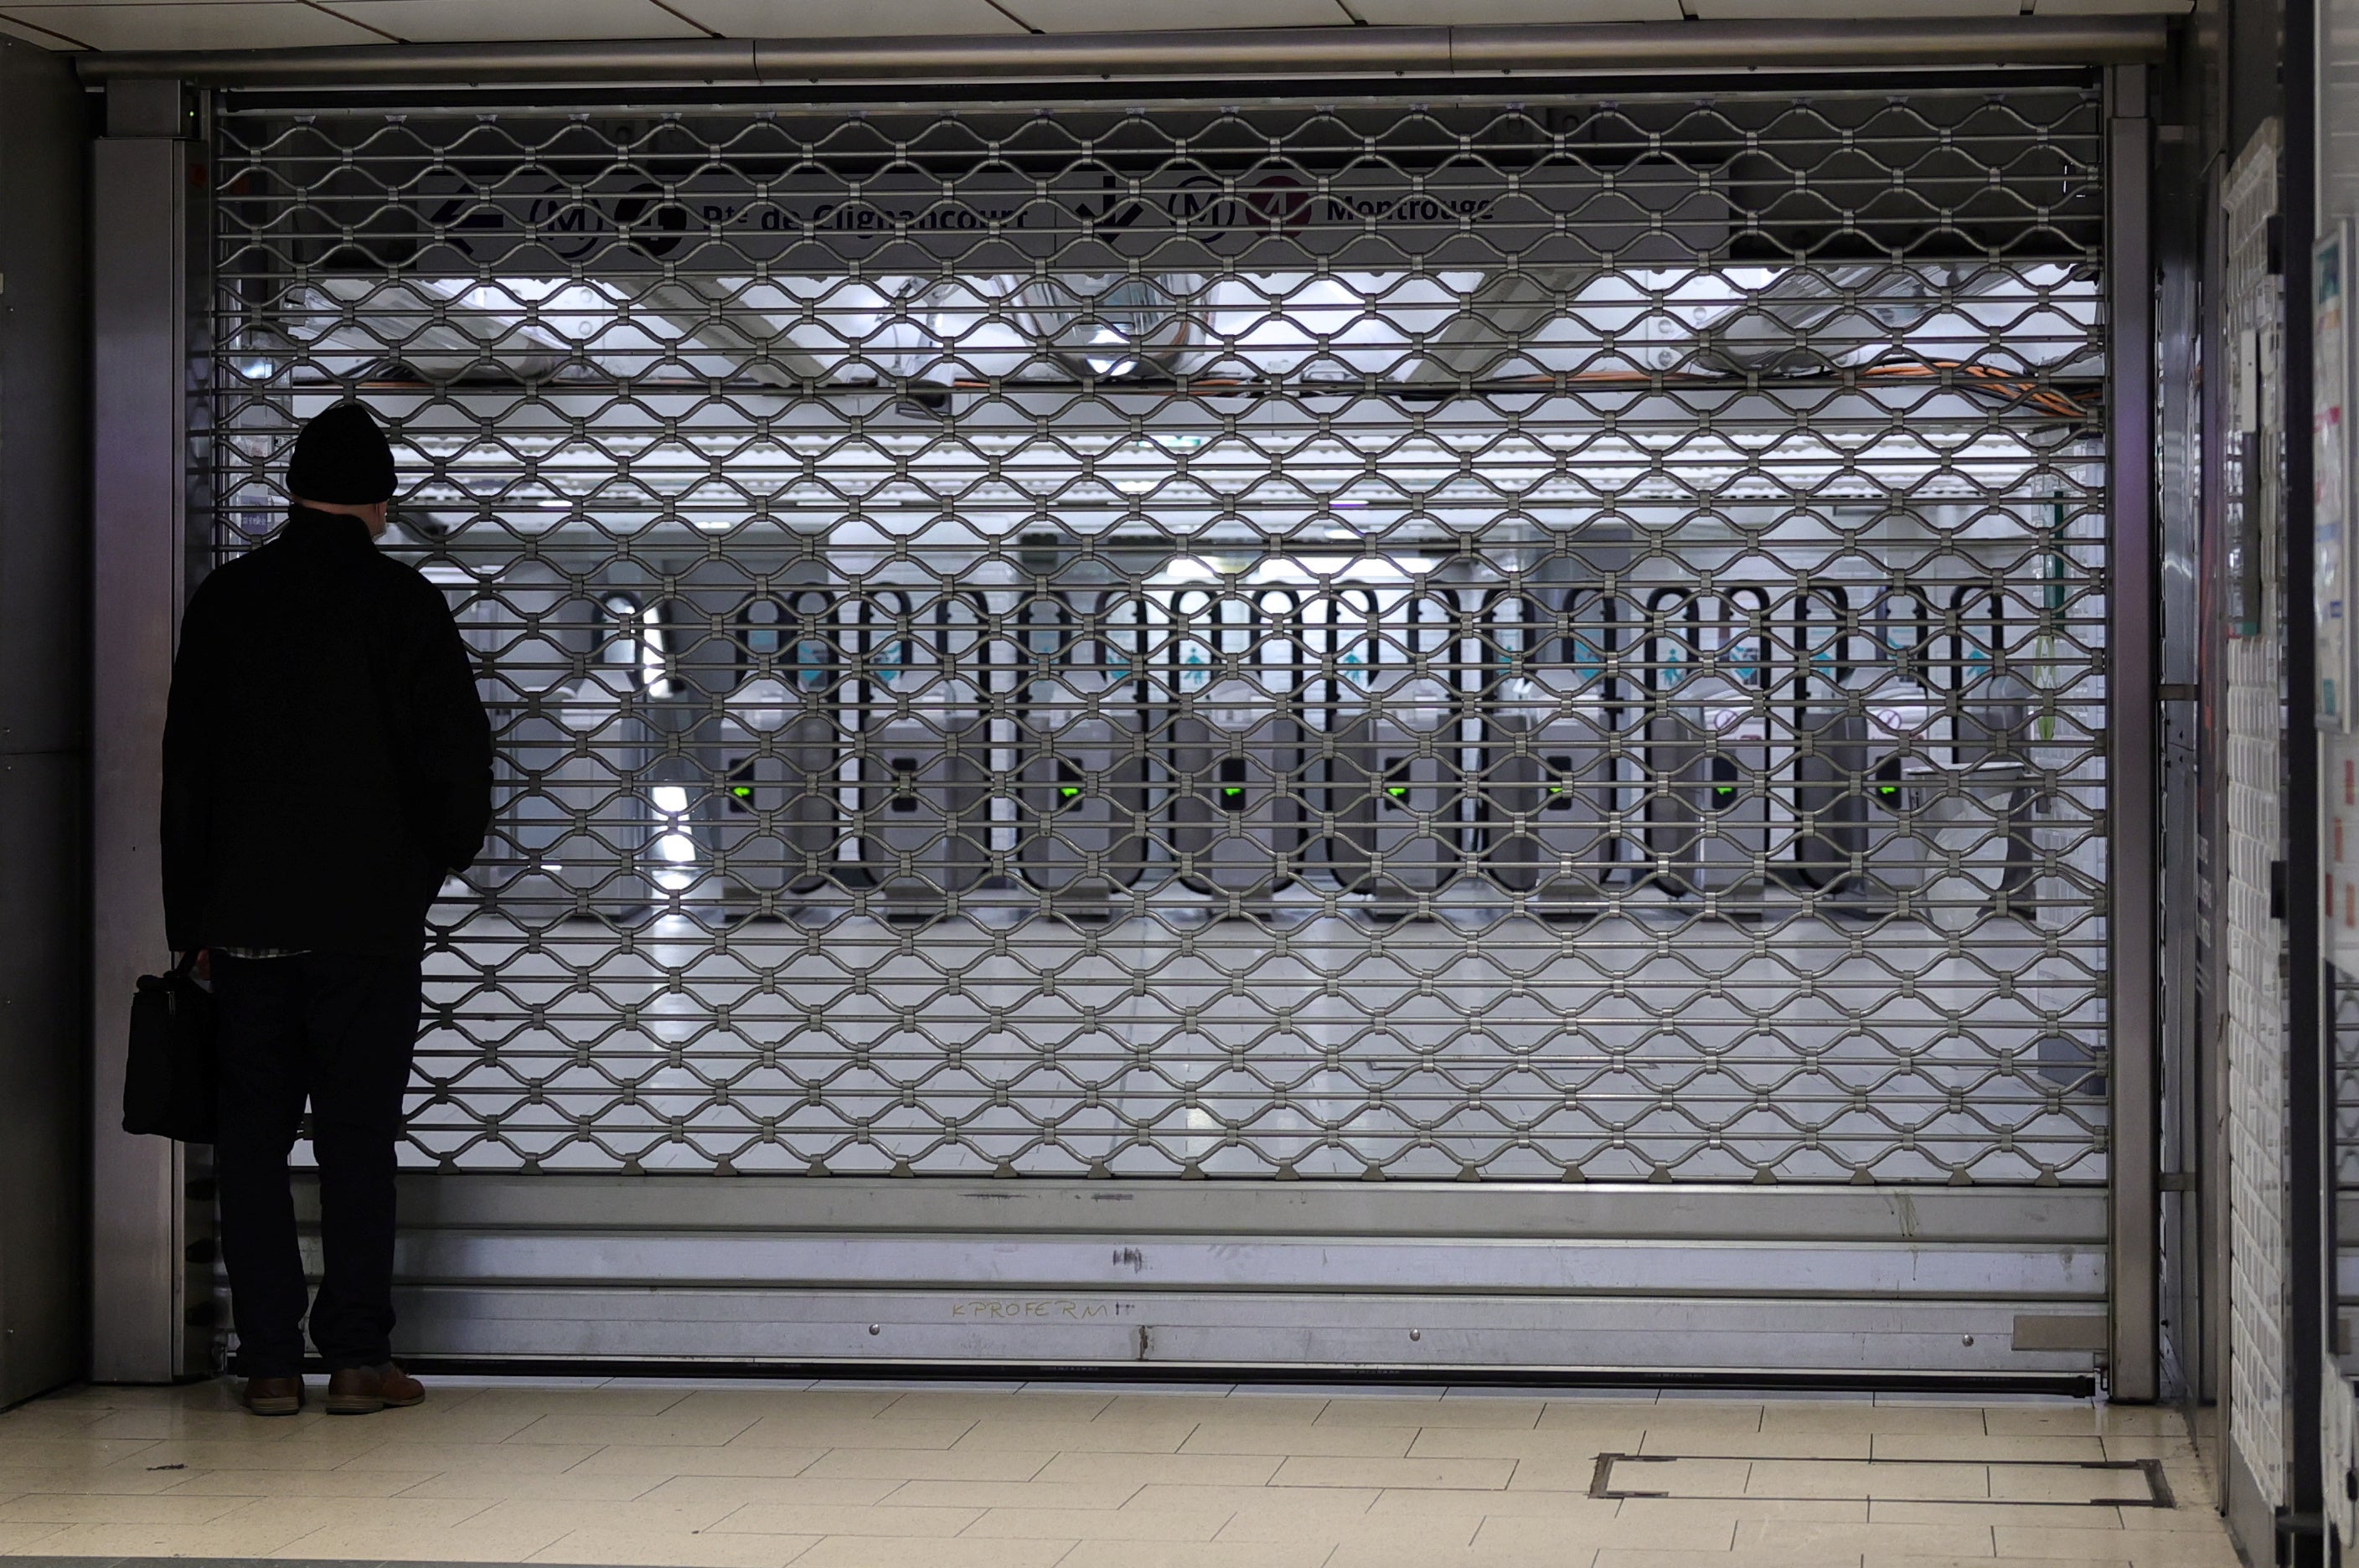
<box><xmin>163</xmin><ymin>403</ymin><xmax>493</xmax><ymax>1416</ymax></box>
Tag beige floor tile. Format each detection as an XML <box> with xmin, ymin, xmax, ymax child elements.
<box><xmin>0</xmin><ymin>1465</ymin><xmax>201</xmax><ymax>1497</ymax></box>
<box><xmin>1106</xmin><ymin>1395</ymin><xmax>1329</xmax><ymax>1425</ymax></box>
<box><xmin>392</xmin><ymin>1468</ymin><xmax>671</xmax><ymax>1501</ymax></box>
<box><xmin>97</xmin><ymin>1439</ymin><xmax>385</xmax><ymax>1473</ymax></box>
<box><xmin>960</xmin><ymin>1505</ymin><xmax>1227</xmax><ymax>1540</ymax></box>
<box><xmin>1865</xmin><ymin>1558</ymin><xmax>2128</xmax><ymax>1568</ymax></box>
<box><xmin>787</xmin><ymin>1539</ymin><xmax>1073</xmax><ymax>1568</ymax></box>
<box><xmin>1554</xmin><ymin>1402</ymin><xmax>1764</xmax><ymax>1434</ymax></box>
<box><xmin>1734</xmin><ymin>1517</ymin><xmax>1999</xmax><ymax>1556</ymax></box>
<box><xmin>466</xmin><ymin>1496</ymin><xmax>754</xmax><ymax>1533</ymax></box>
<box><xmin>13</xmin><ymin>1388</ymin><xmax>160</xmax><ymax>1411</ymax></box>
<box><xmin>1271</xmin><ymin>1454</ymin><xmax>1513</xmax><ymax>1490</ymax></box>
<box><xmin>266</xmin><ymin>1521</ymin><xmax>574</xmax><ymax>1561</ymax></box>
<box><xmin>1033</xmin><ymin>1451</ymin><xmax>1282</xmax><ymax>1488</ymax></box>
<box><xmin>1055</xmin><ymin>1543</ymin><xmax>1332</xmax><ymax>1568</ymax></box>
<box><xmin>1615</xmin><ymin>1497</ymin><xmax>1868</xmax><ymax>1526</ymax></box>
<box><xmin>0</xmin><ymin>1411</ymin><xmax>121</xmax><ymax>1437</ymax></box>
<box><xmin>345</xmin><ymin>1405</ymin><xmax>552</xmax><ymax>1443</ymax></box>
<box><xmin>1410</xmin><ymin>1426</ymin><xmax>1639</xmax><ymax>1461</ymax></box>
<box><xmin>1366</xmin><ymin>1487</ymin><xmax>1627</xmax><ymax>1521</ymax></box>
<box><xmin>0</xmin><ymin>1524</ymin><xmax>65</xmax><ymax>1555</ymax></box>
<box><xmin>1639</xmin><ymin>1429</ymin><xmax>1871</xmax><ymax>1459</ymax></box>
<box><xmin>75</xmin><ymin>1409</ymin><xmax>327</xmax><ymax>1442</ymax></box>
<box><xmin>162</xmin><ymin>1468</ymin><xmax>442</xmax><ymax>1498</ymax></box>
<box><xmin>668</xmin><ymin>1389</ymin><xmax>905</xmax><ymax>1421</ymax></box>
<box><xmin>1330</xmin><ymin>1537</ymin><xmax>1603</xmax><ymax>1555</ymax></box>
<box><xmin>1477</xmin><ymin>1509</ymin><xmax>1737</xmax><ymax>1552</ymax></box>
<box><xmin>1508</xmin><ymin>1457</ymin><xmax>1646</xmax><ymax>1493</ymax></box>
<box><xmin>507</xmin><ymin>1413</ymin><xmax>764</xmax><ymax>1448</ymax></box>
<box><xmin>641</xmin><ymin>1475</ymin><xmax>902</xmax><ymax>1509</ymax></box>
<box><xmin>1762</xmin><ymin>1403</ymin><xmax>1990</xmax><ymax>1437</ymax></box>
<box><xmin>1874</xmin><ymin>1435</ymin><xmax>2109</xmax><ymax>1462</ymax></box>
<box><xmin>1596</xmin><ymin>1456</ymin><xmax>1752</xmax><ymax>1496</ymax></box>
<box><xmin>1987</xmin><ymin>1466</ymin><xmax>2153</xmax><ymax>1505</ymax></box>
<box><xmin>948</xmin><ymin>1419</ymin><xmax>1197</xmax><ymax>1454</ymax></box>
<box><xmin>1984</xmin><ymin>1408</ymin><xmax>2187</xmax><ymax>1439</ymax></box>
<box><xmin>1327</xmin><ymin>1545</ymin><xmax>1603</xmax><ymax>1568</ymax></box>
<box><xmin>1872</xmin><ymin>1501</ymin><xmax>2126</xmax><ymax>1527</ymax></box>
<box><xmin>733</xmin><ymin>1417</ymin><xmax>978</xmax><ymax>1451</ymax></box>
<box><xmin>2100</xmin><ymin>1436</ymin><xmax>2201</xmax><ymax>1462</ymax></box>
<box><xmin>1185</xmin><ymin>1422</ymin><xmax>1412</xmax><ymax>1458</ymax></box>
<box><xmin>799</xmin><ymin>1449</ymin><xmax>1056</xmax><ymax>1483</ymax></box>
<box><xmin>458</xmin><ymin>1385</ymin><xmax>699</xmax><ymax>1419</ymax></box>
<box><xmin>21</xmin><ymin>1516</ymin><xmax>323</xmax><ymax>1557</ymax></box>
<box><xmin>570</xmin><ymin>1445</ymin><xmax>828</xmax><ymax>1478</ymax></box>
<box><xmin>2112</xmin><ymin>1506</ymin><xmax>2233</xmax><ymax>1534</ymax></box>
<box><xmin>524</xmin><ymin>1525</ymin><xmax>817</xmax><ymax>1566</ymax></box>
<box><xmin>883</xmin><ymin>1479</ymin><xmax>1143</xmax><ymax>1511</ymax></box>
<box><xmin>1316</xmin><ymin>1399</ymin><xmax>1543</xmax><ymax>1431</ymax></box>
<box><xmin>1584</xmin><ymin>1552</ymin><xmax>1831</xmax><ymax>1568</ymax></box>
<box><xmin>877</xmin><ymin>1390</ymin><xmax>1116</xmax><ymax>1422</ymax></box>
<box><xmin>334</xmin><ymin>1440</ymin><xmax>601</xmax><ymax>1473</ymax></box>
<box><xmin>1216</xmin><ymin>1510</ymin><xmax>1480</xmax><ymax>1549</ymax></box>
<box><xmin>712</xmin><ymin>1503</ymin><xmax>982</xmax><ymax>1537</ymax></box>
<box><xmin>1994</xmin><ymin>1524</ymin><xmax>2235</xmax><ymax>1563</ymax></box>
<box><xmin>0</xmin><ymin>1493</ymin><xmax>252</xmax><ymax>1525</ymax></box>
<box><xmin>1746</xmin><ymin>1458</ymin><xmax>1991</xmax><ymax>1500</ymax></box>
<box><xmin>212</xmin><ymin>1494</ymin><xmax>501</xmax><ymax>1530</ymax></box>
<box><xmin>0</xmin><ymin>1440</ymin><xmax>163</xmax><ymax>1471</ymax></box>
<box><xmin>1129</xmin><ymin>1483</ymin><xmax>1381</xmax><ymax>1518</ymax></box>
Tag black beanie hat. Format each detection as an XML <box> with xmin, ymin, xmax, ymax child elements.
<box><xmin>287</xmin><ymin>402</ymin><xmax>396</xmax><ymax>506</ymax></box>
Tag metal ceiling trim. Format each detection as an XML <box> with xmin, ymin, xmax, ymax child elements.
<box><xmin>73</xmin><ymin>16</ymin><xmax>2166</xmax><ymax>88</ymax></box>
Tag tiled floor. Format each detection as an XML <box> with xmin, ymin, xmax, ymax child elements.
<box><xmin>0</xmin><ymin>1378</ymin><xmax>2238</xmax><ymax>1567</ymax></box>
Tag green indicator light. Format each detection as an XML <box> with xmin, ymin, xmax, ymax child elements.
<box><xmin>1060</xmin><ymin>787</ymin><xmax>1082</xmax><ymax>800</ymax></box>
<box><xmin>1387</xmin><ymin>786</ymin><xmax>1411</xmax><ymax>799</ymax></box>
<box><xmin>732</xmin><ymin>786</ymin><xmax>754</xmax><ymax>800</ymax></box>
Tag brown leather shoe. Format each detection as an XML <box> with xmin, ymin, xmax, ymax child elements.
<box><xmin>324</xmin><ymin>1362</ymin><xmax>425</xmax><ymax>1416</ymax></box>
<box><xmin>241</xmin><ymin>1375</ymin><xmax>304</xmax><ymax>1417</ymax></box>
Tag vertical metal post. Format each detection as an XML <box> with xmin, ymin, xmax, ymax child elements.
<box><xmin>89</xmin><ymin>82</ymin><xmax>194</xmax><ymax>1384</ymax></box>
<box><xmin>2109</xmin><ymin>62</ymin><xmax>2161</xmax><ymax>1405</ymax></box>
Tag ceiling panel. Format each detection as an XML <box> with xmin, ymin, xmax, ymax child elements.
<box><xmin>661</xmin><ymin>0</ymin><xmax>1024</xmax><ymax>34</ymax></box>
<box><xmin>1011</xmin><ymin>0</ymin><xmax>1350</xmax><ymax>27</ymax></box>
<box><xmin>1350</xmin><ymin>0</ymin><xmax>1678</xmax><ymax>18</ymax></box>
<box><xmin>1689</xmin><ymin>0</ymin><xmax>2019</xmax><ymax>14</ymax></box>
<box><xmin>0</xmin><ymin>1</ymin><xmax>379</xmax><ymax>45</ymax></box>
<box><xmin>322</xmin><ymin>0</ymin><xmax>707</xmax><ymax>40</ymax></box>
<box><xmin>0</xmin><ymin>10</ymin><xmax>84</xmax><ymax>42</ymax></box>
<box><xmin>2034</xmin><ymin>0</ymin><xmax>2190</xmax><ymax>11</ymax></box>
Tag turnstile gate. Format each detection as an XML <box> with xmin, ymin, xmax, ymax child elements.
<box><xmin>200</xmin><ymin>81</ymin><xmax>2119</xmax><ymax>1375</ymax></box>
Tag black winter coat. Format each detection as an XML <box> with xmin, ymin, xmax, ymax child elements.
<box><xmin>162</xmin><ymin>508</ymin><xmax>494</xmax><ymax>955</ymax></box>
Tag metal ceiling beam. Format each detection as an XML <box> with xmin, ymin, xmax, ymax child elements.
<box><xmin>71</xmin><ymin>16</ymin><xmax>2168</xmax><ymax>88</ymax></box>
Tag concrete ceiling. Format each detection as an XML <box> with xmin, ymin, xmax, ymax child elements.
<box><xmin>0</xmin><ymin>0</ymin><xmax>2190</xmax><ymax>53</ymax></box>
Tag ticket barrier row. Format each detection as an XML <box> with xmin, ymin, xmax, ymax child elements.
<box><xmin>474</xmin><ymin>663</ymin><xmax>2041</xmax><ymax>925</ymax></box>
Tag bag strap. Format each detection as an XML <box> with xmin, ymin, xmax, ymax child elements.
<box><xmin>171</xmin><ymin>950</ymin><xmax>201</xmax><ymax>978</ymax></box>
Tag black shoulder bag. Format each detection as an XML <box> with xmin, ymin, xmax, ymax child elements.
<box><xmin>123</xmin><ymin>952</ymin><xmax>219</xmax><ymax>1142</ymax></box>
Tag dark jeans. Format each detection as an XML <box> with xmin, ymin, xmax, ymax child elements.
<box><xmin>212</xmin><ymin>950</ymin><xmax>422</xmax><ymax>1377</ymax></box>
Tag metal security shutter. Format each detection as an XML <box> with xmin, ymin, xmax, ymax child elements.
<box><xmin>202</xmin><ymin>83</ymin><xmax>2117</xmax><ymax>1375</ymax></box>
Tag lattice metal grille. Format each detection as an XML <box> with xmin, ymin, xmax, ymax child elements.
<box><xmin>199</xmin><ymin>87</ymin><xmax>2111</xmax><ymax>1183</ymax></box>
<box><xmin>2222</xmin><ymin>122</ymin><xmax>2287</xmax><ymax>1507</ymax></box>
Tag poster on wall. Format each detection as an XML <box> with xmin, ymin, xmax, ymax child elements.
<box><xmin>2323</xmin><ymin>734</ymin><xmax>2359</xmax><ymax>975</ymax></box>
<box><xmin>2318</xmin><ymin>222</ymin><xmax>2355</xmax><ymax>725</ymax></box>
